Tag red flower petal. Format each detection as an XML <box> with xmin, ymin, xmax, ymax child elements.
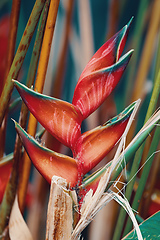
<box><xmin>73</xmin><ymin>102</ymin><xmax>136</xmax><ymax>175</ymax></box>
<box><xmin>78</xmin><ymin>18</ymin><xmax>133</xmax><ymax>81</ymax></box>
<box><xmin>13</xmin><ymin>80</ymin><xmax>83</xmax><ymax>149</ymax></box>
<box><xmin>14</xmin><ymin>121</ymin><xmax>78</xmax><ymax>187</ymax></box>
<box><xmin>72</xmin><ymin>50</ymin><xmax>133</xmax><ymax>119</ymax></box>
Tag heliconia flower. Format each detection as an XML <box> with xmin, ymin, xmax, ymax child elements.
<box><xmin>13</xmin><ymin>120</ymin><xmax>78</xmax><ymax>187</ymax></box>
<box><xmin>13</xmin><ymin>80</ymin><xmax>82</xmax><ymax>149</ymax></box>
<box><xmin>72</xmin><ymin>18</ymin><xmax>133</xmax><ymax>119</ymax></box>
<box><xmin>14</xmin><ymin>101</ymin><xmax>135</xmax><ymax>189</ymax></box>
<box><xmin>13</xmin><ymin>19</ymin><xmax>134</xmax><ymax>194</ymax></box>
<box><xmin>73</xmin><ymin>102</ymin><xmax>136</xmax><ymax>175</ymax></box>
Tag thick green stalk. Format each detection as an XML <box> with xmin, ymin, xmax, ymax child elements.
<box><xmin>0</xmin><ymin>0</ymin><xmax>47</xmax><ymax>235</ymax></box>
<box><xmin>122</xmin><ymin>0</ymin><xmax>149</xmax><ymax>107</ymax></box>
<box><xmin>0</xmin><ymin>0</ymin><xmax>46</xmax><ymax>127</ymax></box>
<box><xmin>124</xmin><ymin>124</ymin><xmax>160</xmax><ymax>235</ymax></box>
<box><xmin>17</xmin><ymin>0</ymin><xmax>50</xmax><ymax>212</ymax></box>
<box><xmin>82</xmin><ymin>109</ymin><xmax>160</xmax><ymax>192</ymax></box>
<box><xmin>113</xmin><ymin>69</ymin><xmax>160</xmax><ymax>240</ymax></box>
<box><xmin>123</xmin><ymin>69</ymin><xmax>160</xmax><ymax>235</ymax></box>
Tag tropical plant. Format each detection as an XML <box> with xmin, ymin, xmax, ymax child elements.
<box><xmin>0</xmin><ymin>0</ymin><xmax>159</xmax><ymax>239</ymax></box>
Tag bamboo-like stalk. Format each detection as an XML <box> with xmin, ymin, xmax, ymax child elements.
<box><xmin>0</xmin><ymin>0</ymin><xmax>46</xmax><ymax>235</ymax></box>
<box><xmin>45</xmin><ymin>0</ymin><xmax>74</xmax><ymax>152</ymax></box>
<box><xmin>53</xmin><ymin>0</ymin><xmax>74</xmax><ymax>98</ymax></box>
<box><xmin>113</xmin><ymin>68</ymin><xmax>160</xmax><ymax>240</ymax></box>
<box><xmin>106</xmin><ymin>0</ymin><xmax>119</xmax><ymax>40</ymax></box>
<box><xmin>123</xmin><ymin>70</ymin><xmax>160</xmax><ymax>235</ymax></box>
<box><xmin>126</xmin><ymin>0</ymin><xmax>160</xmax><ymax>144</ymax></box>
<box><xmin>18</xmin><ymin>0</ymin><xmax>60</xmax><ymax>214</ymax></box>
<box><xmin>124</xmin><ymin>125</ymin><xmax>160</xmax><ymax>234</ymax></box>
<box><xmin>140</xmin><ymin>148</ymin><xmax>160</xmax><ymax>218</ymax></box>
<box><xmin>123</xmin><ymin>0</ymin><xmax>149</xmax><ymax>107</ymax></box>
<box><xmin>140</xmin><ymin>34</ymin><xmax>160</xmax><ymax>165</ymax></box>
<box><xmin>0</xmin><ymin>0</ymin><xmax>21</xmax><ymax>158</ymax></box>
<box><xmin>45</xmin><ymin>176</ymin><xmax>73</xmax><ymax>240</ymax></box>
<box><xmin>131</xmin><ymin>0</ymin><xmax>160</xmax><ymax>102</ymax></box>
<box><xmin>0</xmin><ymin>0</ymin><xmax>46</xmax><ymax>126</ymax></box>
<box><xmin>17</xmin><ymin>0</ymin><xmax>51</xmax><ymax>212</ymax></box>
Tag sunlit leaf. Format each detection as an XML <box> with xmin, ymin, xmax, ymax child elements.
<box><xmin>123</xmin><ymin>211</ymin><xmax>160</xmax><ymax>239</ymax></box>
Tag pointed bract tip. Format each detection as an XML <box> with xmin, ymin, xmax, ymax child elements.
<box><xmin>11</xmin><ymin>118</ymin><xmax>17</xmax><ymax>126</ymax></box>
<box><xmin>127</xmin><ymin>16</ymin><xmax>134</xmax><ymax>28</ymax></box>
<box><xmin>119</xmin><ymin>49</ymin><xmax>134</xmax><ymax>62</ymax></box>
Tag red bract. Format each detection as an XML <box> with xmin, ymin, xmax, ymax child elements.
<box><xmin>13</xmin><ymin>82</ymin><xmax>82</xmax><ymax>149</ymax></box>
<box><xmin>72</xmin><ymin>18</ymin><xmax>133</xmax><ymax>119</ymax></box>
<box><xmin>73</xmin><ymin>115</ymin><xmax>129</xmax><ymax>175</ymax></box>
<box><xmin>13</xmin><ymin>19</ymin><xmax>134</xmax><ymax>192</ymax></box>
<box><xmin>13</xmin><ymin>120</ymin><xmax>78</xmax><ymax>187</ymax></box>
<box><xmin>13</xmin><ymin>100</ymin><xmax>135</xmax><ymax>188</ymax></box>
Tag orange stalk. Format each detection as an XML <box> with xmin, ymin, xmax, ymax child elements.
<box><xmin>127</xmin><ymin>0</ymin><xmax>160</xmax><ymax>144</ymax></box>
<box><xmin>53</xmin><ymin>0</ymin><xmax>74</xmax><ymax>98</ymax></box>
<box><xmin>0</xmin><ymin>0</ymin><xmax>21</xmax><ymax>158</ymax></box>
<box><xmin>132</xmin><ymin>0</ymin><xmax>160</xmax><ymax>102</ymax></box>
<box><xmin>18</xmin><ymin>0</ymin><xmax>60</xmax><ymax>212</ymax></box>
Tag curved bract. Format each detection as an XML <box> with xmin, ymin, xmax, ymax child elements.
<box><xmin>13</xmin><ymin>80</ymin><xmax>82</xmax><ymax>149</ymax></box>
<box><xmin>14</xmin><ymin>120</ymin><xmax>78</xmax><ymax>187</ymax></box>
<box><xmin>77</xmin><ymin>17</ymin><xmax>133</xmax><ymax>81</ymax></box>
<box><xmin>72</xmin><ymin>50</ymin><xmax>133</xmax><ymax>119</ymax></box>
<box><xmin>73</xmin><ymin>101</ymin><xmax>136</xmax><ymax>175</ymax></box>
<box><xmin>13</xmin><ymin>19</ymin><xmax>134</xmax><ymax>192</ymax></box>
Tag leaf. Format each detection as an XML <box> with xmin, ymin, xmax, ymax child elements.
<box><xmin>13</xmin><ymin>80</ymin><xmax>82</xmax><ymax>149</ymax></box>
<box><xmin>72</xmin><ymin>50</ymin><xmax>133</xmax><ymax>119</ymax></box>
<box><xmin>122</xmin><ymin>211</ymin><xmax>160</xmax><ymax>239</ymax></box>
<box><xmin>73</xmin><ymin>102</ymin><xmax>136</xmax><ymax>175</ymax></box>
<box><xmin>9</xmin><ymin>195</ymin><xmax>33</xmax><ymax>240</ymax></box>
<box><xmin>14</xmin><ymin>121</ymin><xmax>78</xmax><ymax>187</ymax></box>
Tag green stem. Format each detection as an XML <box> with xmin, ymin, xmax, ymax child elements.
<box><xmin>0</xmin><ymin>0</ymin><xmax>46</xmax><ymax>127</ymax></box>
<box><xmin>113</xmin><ymin>69</ymin><xmax>160</xmax><ymax>240</ymax></box>
<box><xmin>0</xmin><ymin>0</ymin><xmax>47</xmax><ymax>235</ymax></box>
<box><xmin>123</xmin><ymin>69</ymin><xmax>160</xmax><ymax>235</ymax></box>
<box><xmin>122</xmin><ymin>0</ymin><xmax>149</xmax><ymax>108</ymax></box>
<box><xmin>124</xmin><ymin>124</ymin><xmax>160</xmax><ymax>235</ymax></box>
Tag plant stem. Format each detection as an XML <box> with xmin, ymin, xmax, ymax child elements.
<box><xmin>123</xmin><ymin>0</ymin><xmax>149</xmax><ymax>107</ymax></box>
<box><xmin>17</xmin><ymin>0</ymin><xmax>50</xmax><ymax>212</ymax></box>
<box><xmin>124</xmin><ymin>125</ymin><xmax>160</xmax><ymax>235</ymax></box>
<box><xmin>113</xmin><ymin>69</ymin><xmax>160</xmax><ymax>240</ymax></box>
<box><xmin>0</xmin><ymin>0</ymin><xmax>46</xmax><ymax>235</ymax></box>
<box><xmin>0</xmin><ymin>0</ymin><xmax>21</xmax><ymax>158</ymax></box>
<box><xmin>18</xmin><ymin>0</ymin><xmax>60</xmax><ymax>213</ymax></box>
<box><xmin>131</xmin><ymin>0</ymin><xmax>160</xmax><ymax>102</ymax></box>
<box><xmin>126</xmin><ymin>0</ymin><xmax>160</xmax><ymax>144</ymax></box>
<box><xmin>53</xmin><ymin>0</ymin><xmax>74</xmax><ymax>98</ymax></box>
<box><xmin>0</xmin><ymin>0</ymin><xmax>46</xmax><ymax>127</ymax></box>
<box><xmin>123</xmin><ymin>69</ymin><xmax>160</xmax><ymax>235</ymax></box>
